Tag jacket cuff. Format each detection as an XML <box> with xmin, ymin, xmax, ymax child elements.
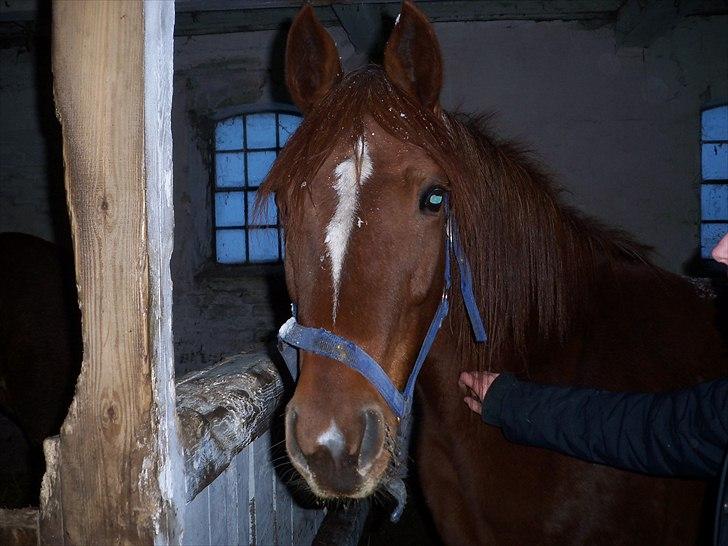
<box><xmin>481</xmin><ymin>373</ymin><xmax>518</xmax><ymax>427</ymax></box>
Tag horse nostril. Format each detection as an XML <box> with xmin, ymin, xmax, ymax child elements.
<box><xmin>286</xmin><ymin>408</ymin><xmax>306</xmax><ymax>465</ymax></box>
<box><xmin>358</xmin><ymin>409</ymin><xmax>385</xmax><ymax>472</ymax></box>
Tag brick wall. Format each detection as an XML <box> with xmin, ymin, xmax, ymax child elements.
<box><xmin>174</xmin><ymin>265</ymin><xmax>290</xmax><ymax>375</ymax></box>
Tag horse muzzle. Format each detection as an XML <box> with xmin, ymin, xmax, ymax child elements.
<box><xmin>285</xmin><ymin>404</ymin><xmax>389</xmax><ymax>498</ymax></box>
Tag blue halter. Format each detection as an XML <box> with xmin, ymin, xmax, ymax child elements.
<box><xmin>277</xmin><ymin>202</ymin><xmax>487</xmax><ymax>520</ymax></box>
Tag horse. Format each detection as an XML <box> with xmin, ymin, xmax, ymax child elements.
<box><xmin>0</xmin><ymin>232</ymin><xmax>82</xmax><ymax>507</ymax></box>
<box><xmin>260</xmin><ymin>2</ymin><xmax>728</xmax><ymax>543</ymax></box>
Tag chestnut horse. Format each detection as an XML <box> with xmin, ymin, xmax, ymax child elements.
<box><xmin>261</xmin><ymin>2</ymin><xmax>727</xmax><ymax>543</ymax></box>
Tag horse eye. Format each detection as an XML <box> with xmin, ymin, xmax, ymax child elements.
<box><xmin>420</xmin><ymin>185</ymin><xmax>446</xmax><ymax>213</ymax></box>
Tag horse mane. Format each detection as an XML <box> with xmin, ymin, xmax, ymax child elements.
<box><xmin>260</xmin><ymin>66</ymin><xmax>654</xmax><ymax>373</ymax></box>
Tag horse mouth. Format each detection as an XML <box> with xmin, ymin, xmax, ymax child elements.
<box><xmin>285</xmin><ymin>424</ymin><xmax>395</xmax><ymax>499</ymax></box>
<box><xmin>288</xmin><ymin>445</ymin><xmax>393</xmax><ymax>500</ymax></box>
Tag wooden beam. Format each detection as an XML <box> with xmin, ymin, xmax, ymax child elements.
<box><xmin>173</xmin><ymin>1</ymin><xmax>625</xmax><ymax>36</ymax></box>
<box><xmin>49</xmin><ymin>1</ymin><xmax>182</xmax><ymax>543</ymax></box>
<box><xmin>0</xmin><ymin>508</ymin><xmax>38</xmax><ymax>546</ymax></box>
<box><xmin>176</xmin><ymin>353</ymin><xmax>284</xmax><ymax>502</ymax></box>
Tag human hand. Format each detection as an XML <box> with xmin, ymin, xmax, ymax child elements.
<box><xmin>712</xmin><ymin>233</ymin><xmax>728</xmax><ymax>267</ymax></box>
<box><xmin>458</xmin><ymin>371</ymin><xmax>500</xmax><ymax>416</ymax></box>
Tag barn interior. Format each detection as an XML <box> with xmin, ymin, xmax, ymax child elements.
<box><xmin>0</xmin><ymin>1</ymin><xmax>726</xmax><ymax>544</ymax></box>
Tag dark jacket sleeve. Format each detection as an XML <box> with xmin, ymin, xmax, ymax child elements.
<box><xmin>481</xmin><ymin>374</ymin><xmax>728</xmax><ymax>478</ymax></box>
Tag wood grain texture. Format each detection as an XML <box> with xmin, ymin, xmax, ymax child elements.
<box><xmin>180</xmin><ymin>432</ymin><xmax>327</xmax><ymax>545</ymax></box>
<box><xmin>209</xmin><ymin>473</ymin><xmax>228</xmax><ymax>545</ymax></box>
<box><xmin>142</xmin><ymin>0</ymin><xmax>186</xmax><ymax>540</ymax></box>
<box><xmin>176</xmin><ymin>353</ymin><xmax>284</xmax><ymax>501</ymax></box>
<box><xmin>51</xmin><ymin>2</ymin><xmax>180</xmax><ymax>543</ymax></box>
<box><xmin>235</xmin><ymin>445</ymin><xmax>251</xmax><ymax>545</ymax></box>
<box><xmin>253</xmin><ymin>431</ymin><xmax>275</xmax><ymax>546</ymax></box>
<box><xmin>38</xmin><ymin>436</ymin><xmax>62</xmax><ymax>544</ymax></box>
<box><xmin>178</xmin><ymin>353</ymin><xmax>326</xmax><ymax>544</ymax></box>
<box><xmin>0</xmin><ymin>507</ymin><xmax>38</xmax><ymax>546</ymax></box>
<box><xmin>184</xmin><ymin>486</ymin><xmax>210</xmax><ymax>546</ymax></box>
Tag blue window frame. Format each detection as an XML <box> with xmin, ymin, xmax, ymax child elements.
<box><xmin>213</xmin><ymin>111</ymin><xmax>302</xmax><ymax>264</ymax></box>
<box><xmin>700</xmin><ymin>105</ymin><xmax>728</xmax><ymax>258</ymax></box>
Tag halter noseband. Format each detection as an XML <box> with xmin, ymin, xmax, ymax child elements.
<box><xmin>277</xmin><ymin>201</ymin><xmax>486</xmax><ymax>520</ymax></box>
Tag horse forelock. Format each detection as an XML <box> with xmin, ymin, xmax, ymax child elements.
<box><xmin>259</xmin><ymin>65</ymin><xmax>653</xmax><ymax>374</ymax></box>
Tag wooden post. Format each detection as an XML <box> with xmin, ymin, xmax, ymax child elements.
<box><xmin>48</xmin><ymin>1</ymin><xmax>183</xmax><ymax>543</ymax></box>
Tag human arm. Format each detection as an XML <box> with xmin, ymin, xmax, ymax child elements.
<box><xmin>459</xmin><ymin>372</ymin><xmax>728</xmax><ymax>478</ymax></box>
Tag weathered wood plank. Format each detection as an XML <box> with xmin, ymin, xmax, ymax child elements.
<box><xmin>38</xmin><ymin>436</ymin><xmax>62</xmax><ymax>544</ymax></box>
<box><xmin>176</xmin><ymin>353</ymin><xmax>284</xmax><ymax>501</ymax></box>
<box><xmin>184</xmin><ymin>486</ymin><xmax>210</xmax><ymax>546</ymax></box>
<box><xmin>224</xmin><ymin>458</ymin><xmax>239</xmax><ymax>544</ymax></box>
<box><xmin>248</xmin><ymin>443</ymin><xmax>258</xmax><ymax>545</ymax></box>
<box><xmin>50</xmin><ymin>1</ymin><xmax>181</xmax><ymax>542</ymax></box>
<box><xmin>178</xmin><ymin>352</ymin><xmax>328</xmax><ymax>544</ymax></box>
<box><xmin>0</xmin><ymin>507</ymin><xmax>38</xmax><ymax>546</ymax></box>
<box><xmin>253</xmin><ymin>431</ymin><xmax>275</xmax><ymax>546</ymax></box>
<box><xmin>209</xmin><ymin>471</ymin><xmax>228</xmax><ymax>545</ymax></box>
<box><xmin>181</xmin><ymin>404</ymin><xmax>328</xmax><ymax>545</ymax></box>
<box><xmin>273</xmin><ymin>463</ymin><xmax>292</xmax><ymax>545</ymax></box>
<box><xmin>172</xmin><ymin>1</ymin><xmax>624</xmax><ymax>36</ymax></box>
<box><xmin>235</xmin><ymin>446</ymin><xmax>251</xmax><ymax>545</ymax></box>
<box><xmin>142</xmin><ymin>0</ymin><xmax>187</xmax><ymax>540</ymax></box>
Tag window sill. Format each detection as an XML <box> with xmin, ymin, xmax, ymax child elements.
<box><xmin>195</xmin><ymin>260</ymin><xmax>284</xmax><ymax>281</ymax></box>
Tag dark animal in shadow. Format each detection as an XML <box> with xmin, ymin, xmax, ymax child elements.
<box><xmin>0</xmin><ymin>232</ymin><xmax>81</xmax><ymax>507</ymax></box>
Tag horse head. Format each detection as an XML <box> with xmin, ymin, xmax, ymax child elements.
<box><xmin>261</xmin><ymin>0</ymin><xmax>474</xmax><ymax>501</ymax></box>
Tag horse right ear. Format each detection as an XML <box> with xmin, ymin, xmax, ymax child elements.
<box><xmin>286</xmin><ymin>5</ymin><xmax>342</xmax><ymax>114</ymax></box>
<box><xmin>384</xmin><ymin>0</ymin><xmax>443</xmax><ymax>112</ymax></box>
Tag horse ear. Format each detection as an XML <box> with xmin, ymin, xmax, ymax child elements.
<box><xmin>384</xmin><ymin>0</ymin><xmax>443</xmax><ymax>111</ymax></box>
<box><xmin>285</xmin><ymin>5</ymin><xmax>342</xmax><ymax>114</ymax></box>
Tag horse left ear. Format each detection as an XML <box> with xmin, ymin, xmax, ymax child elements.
<box><xmin>384</xmin><ymin>0</ymin><xmax>443</xmax><ymax>112</ymax></box>
<box><xmin>285</xmin><ymin>5</ymin><xmax>342</xmax><ymax>114</ymax></box>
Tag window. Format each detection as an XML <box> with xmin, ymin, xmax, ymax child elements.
<box><xmin>700</xmin><ymin>105</ymin><xmax>728</xmax><ymax>258</ymax></box>
<box><xmin>213</xmin><ymin>111</ymin><xmax>302</xmax><ymax>264</ymax></box>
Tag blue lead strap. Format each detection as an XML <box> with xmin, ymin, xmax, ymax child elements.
<box><xmin>451</xmin><ymin>215</ymin><xmax>487</xmax><ymax>342</ymax></box>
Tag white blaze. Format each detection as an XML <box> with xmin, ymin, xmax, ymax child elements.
<box><xmin>316</xmin><ymin>420</ymin><xmax>346</xmax><ymax>459</ymax></box>
<box><xmin>324</xmin><ymin>138</ymin><xmax>373</xmax><ymax>321</ymax></box>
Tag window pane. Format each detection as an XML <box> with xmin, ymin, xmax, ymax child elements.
<box><xmin>702</xmin><ymin>106</ymin><xmax>728</xmax><ymax>141</ymax></box>
<box><xmin>216</xmin><ymin>229</ymin><xmax>246</xmax><ymax>264</ymax></box>
<box><xmin>246</xmin><ymin>113</ymin><xmax>277</xmax><ymax>149</ymax></box>
<box><xmin>278</xmin><ymin>114</ymin><xmax>302</xmax><ymax>146</ymax></box>
<box><xmin>247</xmin><ymin>191</ymin><xmax>277</xmax><ymax>226</ymax></box>
<box><xmin>701</xmin><ymin>222</ymin><xmax>728</xmax><ymax>259</ymax></box>
<box><xmin>702</xmin><ymin>143</ymin><xmax>728</xmax><ymax>180</ymax></box>
<box><xmin>215</xmin><ymin>153</ymin><xmax>244</xmax><ymax>188</ymax></box>
<box><xmin>215</xmin><ymin>191</ymin><xmax>244</xmax><ymax>227</ymax></box>
<box><xmin>701</xmin><ymin>184</ymin><xmax>728</xmax><ymax>221</ymax></box>
<box><xmin>249</xmin><ymin>228</ymin><xmax>279</xmax><ymax>262</ymax></box>
<box><xmin>215</xmin><ymin>116</ymin><xmax>243</xmax><ymax>151</ymax></box>
<box><xmin>247</xmin><ymin>151</ymin><xmax>277</xmax><ymax>186</ymax></box>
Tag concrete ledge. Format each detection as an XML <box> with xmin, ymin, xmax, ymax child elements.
<box><xmin>176</xmin><ymin>352</ymin><xmax>284</xmax><ymax>502</ymax></box>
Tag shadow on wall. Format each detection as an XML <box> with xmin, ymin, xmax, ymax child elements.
<box><xmin>32</xmin><ymin>1</ymin><xmax>71</xmax><ymax>252</ymax></box>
